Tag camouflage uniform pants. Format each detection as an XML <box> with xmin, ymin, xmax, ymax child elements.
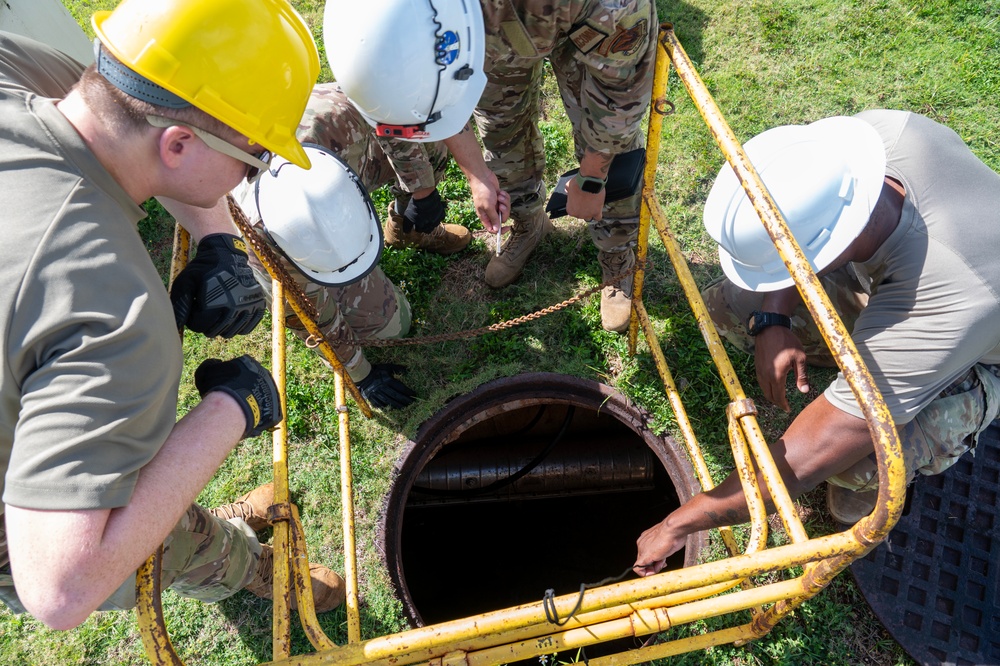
<box><xmin>297</xmin><ymin>83</ymin><xmax>450</xmax><ymax>216</ymax></box>
<box><xmin>0</xmin><ymin>504</ymin><xmax>259</xmax><ymax>614</ymax></box>
<box><xmin>247</xmin><ymin>245</ymin><xmax>411</xmax><ymax>383</ymax></box>
<box><xmin>702</xmin><ymin>269</ymin><xmax>1000</xmax><ymax>489</ymax></box>
<box><xmin>474</xmin><ymin>0</ymin><xmax>657</xmax><ymax>254</ymax></box>
<box><xmin>244</xmin><ymin>83</ymin><xmax>433</xmax><ymax>381</ymax></box>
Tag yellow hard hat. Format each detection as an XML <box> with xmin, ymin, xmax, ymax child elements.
<box><xmin>92</xmin><ymin>0</ymin><xmax>319</xmax><ymax>168</ymax></box>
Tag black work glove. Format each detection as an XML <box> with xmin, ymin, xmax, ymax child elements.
<box><xmin>171</xmin><ymin>234</ymin><xmax>265</xmax><ymax>338</ymax></box>
<box><xmin>194</xmin><ymin>355</ymin><xmax>282</xmax><ymax>438</ymax></box>
<box><xmin>356</xmin><ymin>363</ymin><xmax>417</xmax><ymax>409</ymax></box>
<box><xmin>402</xmin><ymin>189</ymin><xmax>447</xmax><ymax>233</ymax></box>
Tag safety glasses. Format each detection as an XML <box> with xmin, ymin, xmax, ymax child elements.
<box><xmin>146</xmin><ymin>115</ymin><xmax>272</xmax><ymax>183</ymax></box>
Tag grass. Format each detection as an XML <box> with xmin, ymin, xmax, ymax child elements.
<box><xmin>4</xmin><ymin>0</ymin><xmax>999</xmax><ymax>663</ymax></box>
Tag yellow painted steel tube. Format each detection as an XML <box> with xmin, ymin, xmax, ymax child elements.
<box><xmin>271</xmin><ymin>282</ymin><xmax>294</xmax><ymax>659</ymax></box>
<box><xmin>289</xmin><ymin>506</ymin><xmax>338</xmax><ymax>652</ymax></box>
<box><xmin>586</xmin><ymin>624</ymin><xmax>759</xmax><ymax>666</ymax></box>
<box><xmin>336</xmin><ymin>370</ymin><xmax>362</xmax><ymax>643</ymax></box>
<box><xmin>633</xmin><ymin>301</ymin><xmax>745</xmax><ymax>563</ymax></box>
<box><xmin>726</xmin><ymin>406</ymin><xmax>768</xmax><ymax>555</ymax></box>
<box><xmin>646</xmin><ymin>200</ymin><xmax>808</xmax><ymax>545</ymax></box>
<box><xmin>227</xmin><ymin>201</ymin><xmax>372</xmax><ymax>418</ymax></box>
<box><xmin>262</xmin><ymin>527</ymin><xmax>874</xmax><ymax>666</ymax></box>
<box><xmin>661</xmin><ymin>25</ymin><xmax>905</xmax><ymax>543</ymax></box>
<box><xmin>135</xmin><ymin>546</ymin><xmax>184</xmax><ymax>666</ymax></box>
<box><xmin>628</xmin><ymin>24</ymin><xmax>673</xmax><ymax>353</ymax></box>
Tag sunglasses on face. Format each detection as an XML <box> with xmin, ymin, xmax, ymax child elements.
<box><xmin>146</xmin><ymin>115</ymin><xmax>272</xmax><ymax>183</ymax></box>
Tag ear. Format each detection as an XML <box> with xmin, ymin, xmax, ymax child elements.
<box><xmin>157</xmin><ymin>125</ymin><xmax>199</xmax><ymax>170</ymax></box>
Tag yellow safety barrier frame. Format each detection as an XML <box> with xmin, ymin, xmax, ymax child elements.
<box><xmin>136</xmin><ymin>22</ymin><xmax>907</xmax><ymax>666</ymax></box>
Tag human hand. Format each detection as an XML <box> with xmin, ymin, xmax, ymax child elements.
<box><xmin>170</xmin><ymin>234</ymin><xmax>265</xmax><ymax>338</ymax></box>
<box><xmin>565</xmin><ymin>178</ymin><xmax>607</xmax><ymax>221</ymax></box>
<box><xmin>404</xmin><ymin>189</ymin><xmax>448</xmax><ymax>233</ymax></box>
<box><xmin>356</xmin><ymin>363</ymin><xmax>416</xmax><ymax>409</ymax></box>
<box><xmin>633</xmin><ymin>518</ymin><xmax>686</xmax><ymax>577</ymax></box>
<box><xmin>754</xmin><ymin>326</ymin><xmax>810</xmax><ymax>412</ymax></box>
<box><xmin>468</xmin><ymin>170</ymin><xmax>509</xmax><ymax>233</ymax></box>
<box><xmin>194</xmin><ymin>355</ymin><xmax>282</xmax><ymax>438</ymax></box>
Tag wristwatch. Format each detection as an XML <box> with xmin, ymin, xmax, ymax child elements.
<box><xmin>574</xmin><ymin>173</ymin><xmax>607</xmax><ymax>194</ymax></box>
<box><xmin>746</xmin><ymin>310</ymin><xmax>792</xmax><ymax>336</ymax></box>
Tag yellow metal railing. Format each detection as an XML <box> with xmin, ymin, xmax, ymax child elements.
<box><xmin>136</xmin><ymin>22</ymin><xmax>907</xmax><ymax>666</ymax></box>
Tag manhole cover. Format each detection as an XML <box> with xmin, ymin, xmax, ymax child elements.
<box><xmin>851</xmin><ymin>422</ymin><xmax>1000</xmax><ymax>666</ymax></box>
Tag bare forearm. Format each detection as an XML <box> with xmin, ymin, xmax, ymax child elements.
<box><xmin>635</xmin><ymin>397</ymin><xmax>875</xmax><ymax>575</ymax></box>
<box><xmin>443</xmin><ymin>125</ymin><xmax>489</xmax><ymax>181</ymax></box>
<box><xmin>158</xmin><ymin>196</ymin><xmax>238</xmax><ymax>242</ymax></box>
<box><xmin>6</xmin><ymin>392</ymin><xmax>245</xmax><ymax>628</ymax></box>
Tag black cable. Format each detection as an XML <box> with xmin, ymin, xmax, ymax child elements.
<box><xmin>412</xmin><ymin>405</ymin><xmax>574</xmax><ymax>497</ymax></box>
<box><xmin>542</xmin><ymin>565</ymin><xmax>635</xmax><ymax>627</ymax></box>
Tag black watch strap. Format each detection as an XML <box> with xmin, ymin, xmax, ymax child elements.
<box><xmin>746</xmin><ymin>310</ymin><xmax>792</xmax><ymax>336</ymax></box>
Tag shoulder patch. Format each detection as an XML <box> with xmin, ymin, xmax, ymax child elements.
<box><xmin>597</xmin><ymin>18</ymin><xmax>650</xmax><ymax>58</ymax></box>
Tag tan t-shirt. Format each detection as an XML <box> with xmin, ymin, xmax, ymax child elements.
<box><xmin>825</xmin><ymin>110</ymin><xmax>1000</xmax><ymax>422</ymax></box>
<box><xmin>0</xmin><ymin>31</ymin><xmax>181</xmax><ymax>513</ymax></box>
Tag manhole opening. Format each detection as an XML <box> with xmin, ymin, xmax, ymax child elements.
<box><xmin>382</xmin><ymin>373</ymin><xmax>705</xmax><ymax>636</ymax></box>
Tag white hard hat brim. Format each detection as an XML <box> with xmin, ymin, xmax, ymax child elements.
<box><xmin>706</xmin><ymin>116</ymin><xmax>887</xmax><ymax>292</ymax></box>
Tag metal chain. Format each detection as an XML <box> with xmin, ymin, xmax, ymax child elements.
<box><xmin>227</xmin><ymin>197</ymin><xmax>641</xmax><ymax>350</ymax></box>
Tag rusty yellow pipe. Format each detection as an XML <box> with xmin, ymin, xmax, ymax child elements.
<box><xmin>648</xmin><ymin>190</ymin><xmax>808</xmax><ymax>545</ymax></box>
<box><xmin>135</xmin><ymin>546</ymin><xmax>184</xmax><ymax>666</ymax></box>
<box><xmin>726</xmin><ymin>405</ymin><xmax>768</xmax><ymax>554</ymax></box>
<box><xmin>271</xmin><ymin>281</ymin><xmax>294</xmax><ymax>659</ymax></box>
<box><xmin>289</xmin><ymin>506</ymin><xmax>339</xmax><ymax>652</ymax></box>
<box><xmin>634</xmin><ymin>301</ymin><xmax>745</xmax><ymax>562</ymax></box>
<box><xmin>661</xmin><ymin>25</ymin><xmax>906</xmax><ymax>539</ymax></box>
<box><xmin>226</xmin><ymin>199</ymin><xmax>372</xmax><ymax>418</ymax></box>
<box><xmin>261</xmin><ymin>526</ymin><xmax>875</xmax><ymax>666</ymax></box>
<box><xmin>628</xmin><ymin>24</ymin><xmax>674</xmax><ymax>353</ymax></box>
<box><xmin>336</xmin><ymin>369</ymin><xmax>361</xmax><ymax>643</ymax></box>
<box><xmin>586</xmin><ymin>624</ymin><xmax>759</xmax><ymax>666</ymax></box>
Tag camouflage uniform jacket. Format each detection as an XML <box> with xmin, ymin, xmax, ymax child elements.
<box><xmin>481</xmin><ymin>0</ymin><xmax>657</xmax><ymax>154</ymax></box>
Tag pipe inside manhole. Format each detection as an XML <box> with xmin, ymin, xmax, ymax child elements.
<box><xmin>382</xmin><ymin>373</ymin><xmax>706</xmax><ymax>636</ymax></box>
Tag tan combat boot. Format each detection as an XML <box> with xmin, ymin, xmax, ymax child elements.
<box><xmin>598</xmin><ymin>249</ymin><xmax>635</xmax><ymax>333</ymax></box>
<box><xmin>210</xmin><ymin>483</ymin><xmax>286</xmax><ymax>532</ymax></box>
<box><xmin>485</xmin><ymin>209</ymin><xmax>553</xmax><ymax>288</ymax></box>
<box><xmin>244</xmin><ymin>544</ymin><xmax>346</xmax><ymax>613</ymax></box>
<box><xmin>384</xmin><ymin>202</ymin><xmax>471</xmax><ymax>255</ymax></box>
<box><xmin>826</xmin><ymin>483</ymin><xmax>878</xmax><ymax>525</ymax></box>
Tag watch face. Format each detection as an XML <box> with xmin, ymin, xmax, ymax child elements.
<box><xmin>575</xmin><ymin>173</ymin><xmax>605</xmax><ymax>194</ymax></box>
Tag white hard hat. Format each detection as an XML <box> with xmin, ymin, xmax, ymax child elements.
<box><xmin>323</xmin><ymin>0</ymin><xmax>486</xmax><ymax>142</ymax></box>
<box><xmin>252</xmin><ymin>144</ymin><xmax>383</xmax><ymax>287</ymax></box>
<box><xmin>703</xmin><ymin>116</ymin><xmax>887</xmax><ymax>292</ymax></box>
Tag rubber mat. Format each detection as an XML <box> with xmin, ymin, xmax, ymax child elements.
<box><xmin>850</xmin><ymin>423</ymin><xmax>1000</xmax><ymax>666</ymax></box>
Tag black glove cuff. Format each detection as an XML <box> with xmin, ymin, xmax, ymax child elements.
<box><xmin>198</xmin><ymin>233</ymin><xmax>249</xmax><ymax>257</ymax></box>
<box><xmin>405</xmin><ymin>190</ymin><xmax>447</xmax><ymax>233</ymax></box>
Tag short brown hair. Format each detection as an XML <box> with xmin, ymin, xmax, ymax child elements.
<box><xmin>76</xmin><ymin>60</ymin><xmax>242</xmax><ymax>142</ymax></box>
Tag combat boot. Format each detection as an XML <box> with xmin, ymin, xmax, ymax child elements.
<box><xmin>384</xmin><ymin>202</ymin><xmax>471</xmax><ymax>255</ymax></box>
<box><xmin>485</xmin><ymin>209</ymin><xmax>552</xmax><ymax>288</ymax></box>
<box><xmin>244</xmin><ymin>544</ymin><xmax>346</xmax><ymax>613</ymax></box>
<box><xmin>598</xmin><ymin>249</ymin><xmax>636</xmax><ymax>333</ymax></box>
<box><xmin>210</xmin><ymin>483</ymin><xmax>286</xmax><ymax>532</ymax></box>
<box><xmin>826</xmin><ymin>483</ymin><xmax>878</xmax><ymax>525</ymax></box>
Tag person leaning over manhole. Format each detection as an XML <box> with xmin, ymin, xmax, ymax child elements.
<box><xmin>325</xmin><ymin>0</ymin><xmax>658</xmax><ymax>333</ymax></box>
<box><xmin>0</xmin><ymin>0</ymin><xmax>347</xmax><ymax>629</ymax></box>
<box><xmin>167</xmin><ymin>80</ymin><xmax>510</xmax><ymax>409</ymax></box>
<box><xmin>633</xmin><ymin>111</ymin><xmax>1000</xmax><ymax>576</ymax></box>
